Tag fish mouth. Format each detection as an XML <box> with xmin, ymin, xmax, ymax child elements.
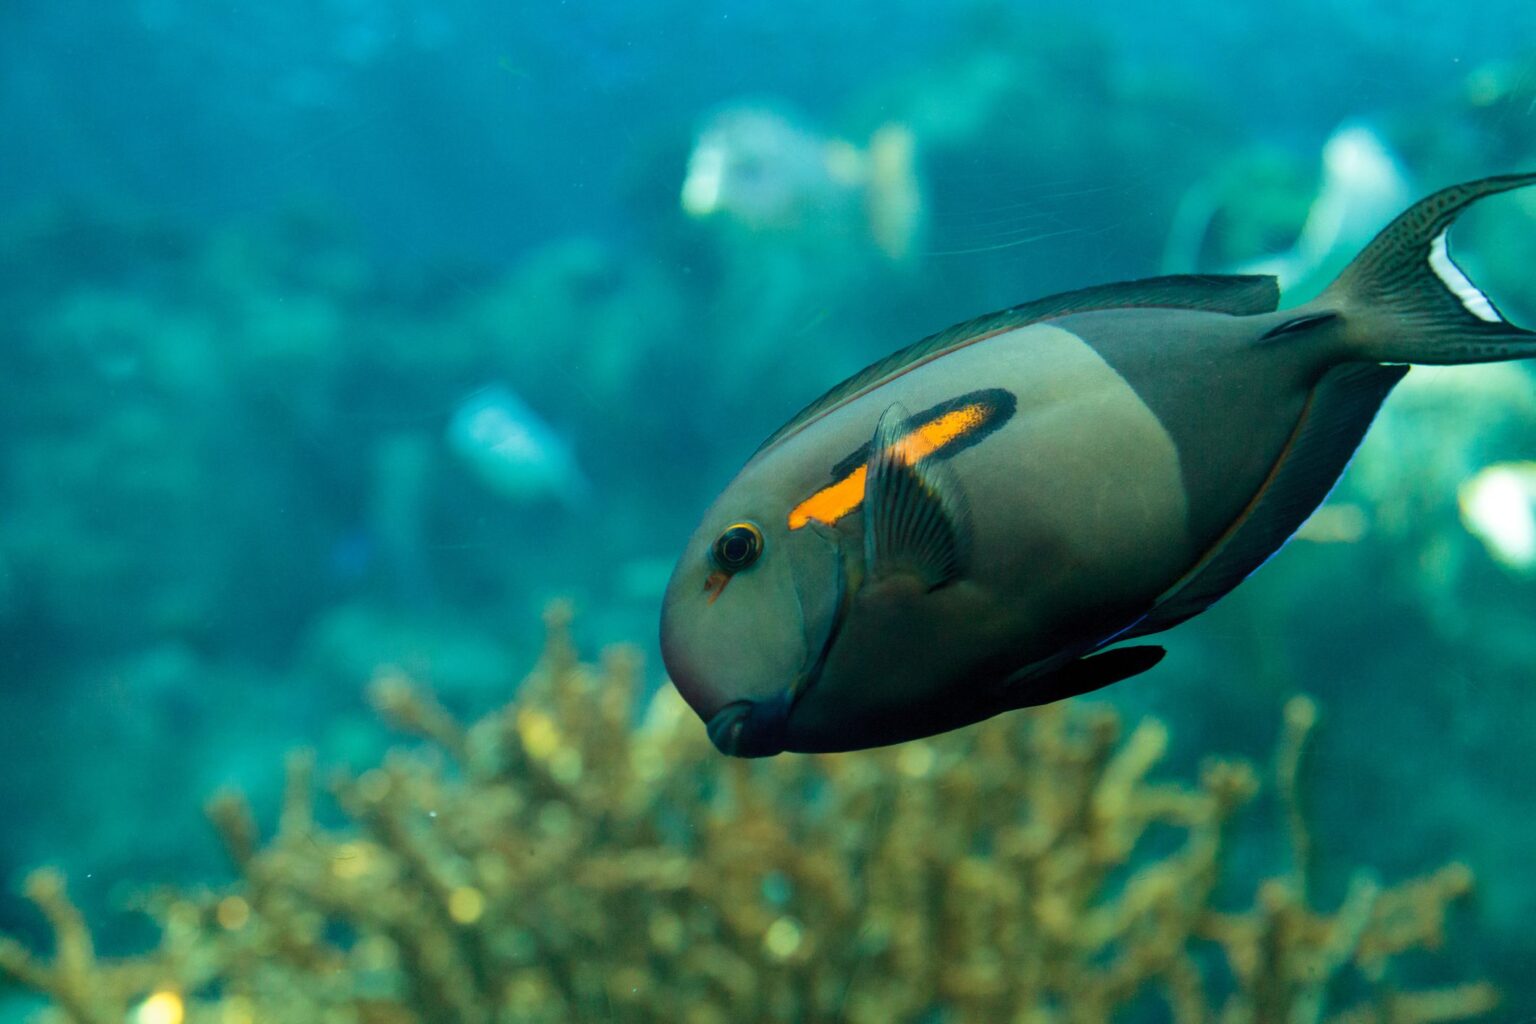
<box><xmin>707</xmin><ymin>535</ymin><xmax>852</xmax><ymax>758</ymax></box>
<box><xmin>706</xmin><ymin>695</ymin><xmax>791</xmax><ymax>757</ymax></box>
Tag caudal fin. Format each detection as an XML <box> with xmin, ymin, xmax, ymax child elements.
<box><xmin>1324</xmin><ymin>172</ymin><xmax>1536</xmax><ymax>364</ymax></box>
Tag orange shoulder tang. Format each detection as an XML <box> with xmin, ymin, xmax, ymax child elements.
<box><xmin>788</xmin><ymin>388</ymin><xmax>1015</xmax><ymax>530</ymax></box>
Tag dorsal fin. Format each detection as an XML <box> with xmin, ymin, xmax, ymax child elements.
<box><xmin>755</xmin><ymin>274</ymin><xmax>1280</xmax><ymax>456</ymax></box>
<box><xmin>1119</xmin><ymin>361</ymin><xmax>1407</xmax><ymax>641</ymax></box>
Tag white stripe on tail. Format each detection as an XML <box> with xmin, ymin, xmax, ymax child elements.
<box><xmin>1428</xmin><ymin>230</ymin><xmax>1502</xmax><ymax>323</ymax></box>
<box><xmin>1319</xmin><ymin>171</ymin><xmax>1536</xmax><ymax>365</ymax></box>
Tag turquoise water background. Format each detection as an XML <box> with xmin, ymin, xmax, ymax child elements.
<box><xmin>4</xmin><ymin>0</ymin><xmax>1536</xmax><ymax>1019</ymax></box>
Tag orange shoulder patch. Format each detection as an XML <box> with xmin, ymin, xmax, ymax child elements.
<box><xmin>788</xmin><ymin>391</ymin><xmax>1012</xmax><ymax>530</ymax></box>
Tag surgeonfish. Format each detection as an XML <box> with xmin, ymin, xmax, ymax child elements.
<box><xmin>660</xmin><ymin>173</ymin><xmax>1536</xmax><ymax>758</ymax></box>
<box><xmin>1162</xmin><ymin>121</ymin><xmax>1411</xmax><ymax>298</ymax></box>
<box><xmin>1244</xmin><ymin>123</ymin><xmax>1412</xmax><ymax>295</ymax></box>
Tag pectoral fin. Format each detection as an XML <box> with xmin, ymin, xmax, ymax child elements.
<box><xmin>995</xmin><ymin>645</ymin><xmax>1167</xmax><ymax>713</ymax></box>
<box><xmin>863</xmin><ymin>403</ymin><xmax>971</xmax><ymax>590</ymax></box>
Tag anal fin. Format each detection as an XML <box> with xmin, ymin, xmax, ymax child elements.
<box><xmin>994</xmin><ymin>645</ymin><xmax>1167</xmax><ymax>713</ymax></box>
<box><xmin>1122</xmin><ymin>361</ymin><xmax>1407</xmax><ymax>640</ymax></box>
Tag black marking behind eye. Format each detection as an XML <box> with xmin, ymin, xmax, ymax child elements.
<box><xmin>1260</xmin><ymin>312</ymin><xmax>1340</xmax><ymax>342</ymax></box>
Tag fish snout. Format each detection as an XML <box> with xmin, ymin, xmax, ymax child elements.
<box><xmin>705</xmin><ymin>695</ymin><xmax>790</xmax><ymax>758</ymax></box>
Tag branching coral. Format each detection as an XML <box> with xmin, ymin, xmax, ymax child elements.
<box><xmin>0</xmin><ymin>605</ymin><xmax>1499</xmax><ymax>1023</ymax></box>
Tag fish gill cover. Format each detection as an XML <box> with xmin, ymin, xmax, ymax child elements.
<box><xmin>2</xmin><ymin>0</ymin><xmax>1536</xmax><ymax>1021</ymax></box>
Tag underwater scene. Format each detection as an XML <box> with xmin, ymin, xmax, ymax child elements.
<box><xmin>6</xmin><ymin>1</ymin><xmax>1536</xmax><ymax>1021</ymax></box>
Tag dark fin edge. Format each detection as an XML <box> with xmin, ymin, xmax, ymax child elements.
<box><xmin>862</xmin><ymin>403</ymin><xmax>970</xmax><ymax>590</ymax></box>
<box><xmin>755</xmin><ymin>273</ymin><xmax>1281</xmax><ymax>456</ymax></box>
<box><xmin>1121</xmin><ymin>361</ymin><xmax>1407</xmax><ymax>641</ymax></box>
<box><xmin>995</xmin><ymin>645</ymin><xmax>1167</xmax><ymax>713</ymax></box>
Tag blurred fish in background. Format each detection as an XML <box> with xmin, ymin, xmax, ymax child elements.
<box><xmin>1278</xmin><ymin>124</ymin><xmax>1413</xmax><ymax>293</ymax></box>
<box><xmin>446</xmin><ymin>383</ymin><xmax>588</xmax><ymax>507</ymax></box>
<box><xmin>681</xmin><ymin>104</ymin><xmax>925</xmax><ymax>261</ymax></box>
<box><xmin>1164</xmin><ymin>120</ymin><xmax>1413</xmax><ymax>297</ymax></box>
<box><xmin>672</xmin><ymin>103</ymin><xmax>929</xmax><ymax>435</ymax></box>
<box><xmin>1460</xmin><ymin>461</ymin><xmax>1536</xmax><ymax>573</ymax></box>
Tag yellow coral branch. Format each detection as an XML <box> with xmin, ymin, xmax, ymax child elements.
<box><xmin>0</xmin><ymin>609</ymin><xmax>1500</xmax><ymax>1024</ymax></box>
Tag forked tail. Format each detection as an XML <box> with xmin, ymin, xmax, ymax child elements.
<box><xmin>1322</xmin><ymin>172</ymin><xmax>1536</xmax><ymax>364</ymax></box>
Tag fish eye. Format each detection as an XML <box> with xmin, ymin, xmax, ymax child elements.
<box><xmin>712</xmin><ymin>522</ymin><xmax>764</xmax><ymax>573</ymax></box>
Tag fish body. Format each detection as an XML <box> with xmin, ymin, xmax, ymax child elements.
<box><xmin>662</xmin><ymin>174</ymin><xmax>1536</xmax><ymax>756</ymax></box>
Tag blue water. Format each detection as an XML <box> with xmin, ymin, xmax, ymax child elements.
<box><xmin>3</xmin><ymin>1</ymin><xmax>1536</xmax><ymax>1019</ymax></box>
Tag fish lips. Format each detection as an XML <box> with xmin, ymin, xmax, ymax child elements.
<box><xmin>706</xmin><ymin>693</ymin><xmax>792</xmax><ymax>758</ymax></box>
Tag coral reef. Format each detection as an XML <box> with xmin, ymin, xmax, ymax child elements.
<box><xmin>0</xmin><ymin>607</ymin><xmax>1497</xmax><ymax>1024</ymax></box>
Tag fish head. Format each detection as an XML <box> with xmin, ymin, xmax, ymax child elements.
<box><xmin>660</xmin><ymin>478</ymin><xmax>847</xmax><ymax>758</ymax></box>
